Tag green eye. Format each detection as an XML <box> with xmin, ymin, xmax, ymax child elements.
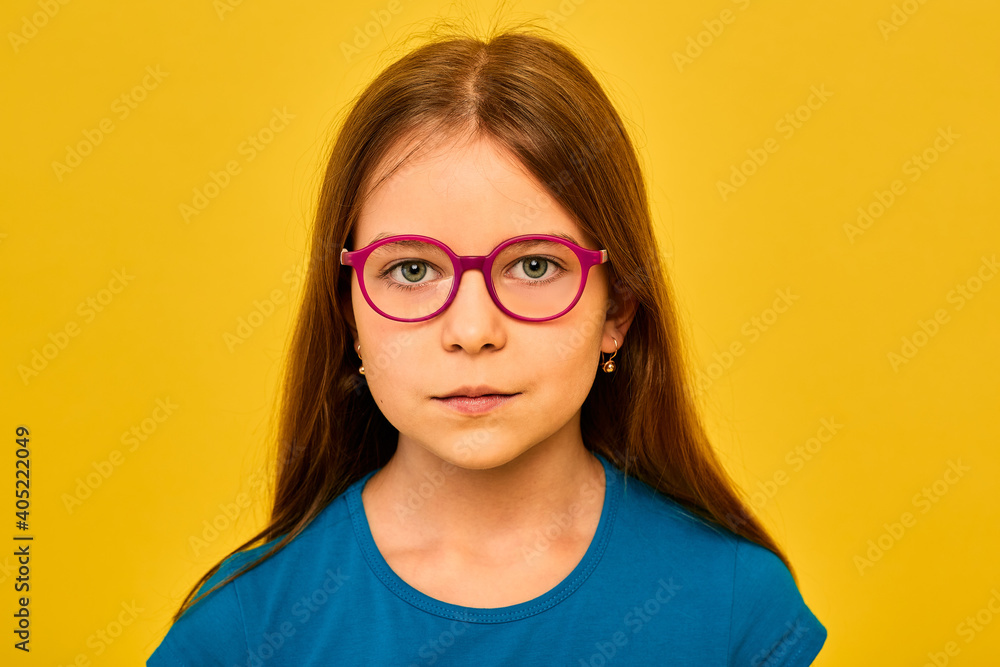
<box><xmin>521</xmin><ymin>257</ymin><xmax>548</xmax><ymax>279</ymax></box>
<box><xmin>400</xmin><ymin>262</ymin><xmax>427</xmax><ymax>282</ymax></box>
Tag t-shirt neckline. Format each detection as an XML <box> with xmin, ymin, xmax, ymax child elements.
<box><xmin>346</xmin><ymin>451</ymin><xmax>621</xmax><ymax>623</ymax></box>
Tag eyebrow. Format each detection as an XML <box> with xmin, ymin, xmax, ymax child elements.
<box><xmin>365</xmin><ymin>230</ymin><xmax>582</xmax><ymax>248</ymax></box>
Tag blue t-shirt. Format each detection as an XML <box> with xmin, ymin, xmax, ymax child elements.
<box><xmin>148</xmin><ymin>452</ymin><xmax>826</xmax><ymax>666</ymax></box>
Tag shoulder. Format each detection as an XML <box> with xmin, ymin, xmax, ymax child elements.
<box><xmin>148</xmin><ymin>493</ymin><xmax>354</xmax><ymax>665</ymax></box>
<box><xmin>611</xmin><ymin>471</ymin><xmax>826</xmax><ymax>664</ymax></box>
<box><xmin>614</xmin><ymin>471</ymin><xmax>745</xmax><ymax>560</ymax></box>
<box><xmin>728</xmin><ymin>538</ymin><xmax>827</xmax><ymax>665</ymax></box>
<box><xmin>146</xmin><ymin>552</ymin><xmax>250</xmax><ymax>665</ymax></box>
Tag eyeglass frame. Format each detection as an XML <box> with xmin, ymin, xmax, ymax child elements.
<box><xmin>340</xmin><ymin>233</ymin><xmax>610</xmax><ymax>322</ymax></box>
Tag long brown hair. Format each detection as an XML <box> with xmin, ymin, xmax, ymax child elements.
<box><xmin>171</xmin><ymin>25</ymin><xmax>792</xmax><ymax>623</ymax></box>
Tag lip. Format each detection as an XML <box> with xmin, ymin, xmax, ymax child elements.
<box><xmin>432</xmin><ymin>386</ymin><xmax>520</xmax><ymax>415</ymax></box>
<box><xmin>432</xmin><ymin>393</ymin><xmax>519</xmax><ymax>415</ymax></box>
<box><xmin>435</xmin><ymin>385</ymin><xmax>514</xmax><ymax>399</ymax></box>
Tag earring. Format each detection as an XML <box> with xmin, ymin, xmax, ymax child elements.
<box><xmin>356</xmin><ymin>343</ymin><xmax>365</xmax><ymax>375</ymax></box>
<box><xmin>601</xmin><ymin>337</ymin><xmax>619</xmax><ymax>373</ymax></box>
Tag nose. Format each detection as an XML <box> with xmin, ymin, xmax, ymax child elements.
<box><xmin>440</xmin><ymin>268</ymin><xmax>507</xmax><ymax>351</ymax></box>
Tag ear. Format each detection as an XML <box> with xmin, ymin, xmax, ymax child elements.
<box><xmin>601</xmin><ymin>286</ymin><xmax>637</xmax><ymax>354</ymax></box>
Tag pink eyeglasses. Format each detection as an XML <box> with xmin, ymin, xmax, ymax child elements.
<box><xmin>341</xmin><ymin>234</ymin><xmax>609</xmax><ymax>322</ymax></box>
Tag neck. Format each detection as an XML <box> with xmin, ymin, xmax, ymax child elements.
<box><xmin>361</xmin><ymin>429</ymin><xmax>605</xmax><ymax>563</ymax></box>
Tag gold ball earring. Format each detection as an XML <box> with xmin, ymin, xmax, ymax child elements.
<box><xmin>601</xmin><ymin>337</ymin><xmax>619</xmax><ymax>373</ymax></box>
<box><xmin>356</xmin><ymin>344</ymin><xmax>365</xmax><ymax>375</ymax></box>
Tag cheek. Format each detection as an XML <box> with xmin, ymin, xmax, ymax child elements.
<box><xmin>548</xmin><ymin>293</ymin><xmax>608</xmax><ymax>366</ymax></box>
<box><xmin>361</xmin><ymin>328</ymin><xmax>419</xmax><ymax>383</ymax></box>
<box><xmin>360</xmin><ymin>334</ymin><xmax>423</xmax><ymax>437</ymax></box>
<box><xmin>551</xmin><ymin>296</ymin><xmax>608</xmax><ymax>398</ymax></box>
<box><xmin>352</xmin><ymin>287</ymin><xmax>421</xmax><ymax>399</ymax></box>
<box><xmin>535</xmin><ymin>319</ymin><xmax>603</xmax><ymax>399</ymax></box>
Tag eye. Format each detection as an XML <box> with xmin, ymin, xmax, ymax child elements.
<box><xmin>397</xmin><ymin>261</ymin><xmax>428</xmax><ymax>283</ymax></box>
<box><xmin>508</xmin><ymin>255</ymin><xmax>564</xmax><ymax>282</ymax></box>
<box><xmin>380</xmin><ymin>260</ymin><xmax>442</xmax><ymax>290</ymax></box>
<box><xmin>519</xmin><ymin>257</ymin><xmax>548</xmax><ymax>279</ymax></box>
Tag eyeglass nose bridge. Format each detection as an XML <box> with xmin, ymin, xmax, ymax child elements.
<box><xmin>447</xmin><ymin>254</ymin><xmax>502</xmax><ymax>310</ymax></box>
<box><xmin>456</xmin><ymin>255</ymin><xmax>489</xmax><ymax>272</ymax></box>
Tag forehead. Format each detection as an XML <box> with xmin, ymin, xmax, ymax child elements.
<box><xmin>353</xmin><ymin>131</ymin><xmax>595</xmax><ymax>252</ymax></box>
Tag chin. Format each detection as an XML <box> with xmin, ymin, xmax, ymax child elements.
<box><xmin>436</xmin><ymin>434</ymin><xmax>528</xmax><ymax>471</ymax></box>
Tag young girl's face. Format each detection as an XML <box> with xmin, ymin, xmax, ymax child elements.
<box><xmin>347</xmin><ymin>131</ymin><xmax>623</xmax><ymax>470</ymax></box>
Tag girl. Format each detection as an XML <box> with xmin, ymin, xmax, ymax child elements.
<box><xmin>150</xmin><ymin>27</ymin><xmax>826</xmax><ymax>666</ymax></box>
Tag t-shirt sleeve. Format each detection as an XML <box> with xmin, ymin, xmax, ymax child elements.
<box><xmin>727</xmin><ymin>538</ymin><xmax>827</xmax><ymax>666</ymax></box>
<box><xmin>147</xmin><ymin>557</ymin><xmax>250</xmax><ymax>666</ymax></box>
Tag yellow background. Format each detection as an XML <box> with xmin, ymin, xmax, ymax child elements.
<box><xmin>2</xmin><ymin>0</ymin><xmax>998</xmax><ymax>664</ymax></box>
